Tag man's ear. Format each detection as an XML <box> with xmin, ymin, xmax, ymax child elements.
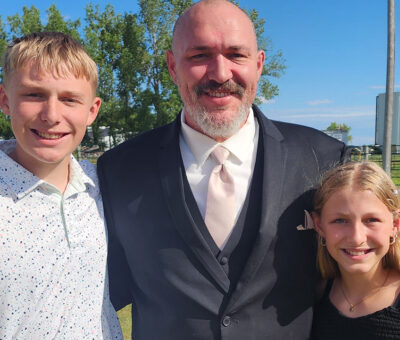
<box><xmin>256</xmin><ymin>50</ymin><xmax>265</xmax><ymax>79</ymax></box>
<box><xmin>311</xmin><ymin>212</ymin><xmax>325</xmax><ymax>237</ymax></box>
<box><xmin>166</xmin><ymin>50</ymin><xmax>178</xmax><ymax>85</ymax></box>
<box><xmin>0</xmin><ymin>84</ymin><xmax>10</xmax><ymax>116</ymax></box>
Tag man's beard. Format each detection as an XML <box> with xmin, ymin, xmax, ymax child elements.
<box><xmin>183</xmin><ymin>80</ymin><xmax>252</xmax><ymax>139</ymax></box>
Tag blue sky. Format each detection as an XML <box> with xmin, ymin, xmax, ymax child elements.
<box><xmin>2</xmin><ymin>0</ymin><xmax>399</xmax><ymax>146</ymax></box>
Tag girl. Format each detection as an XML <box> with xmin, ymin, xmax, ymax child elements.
<box><xmin>311</xmin><ymin>161</ymin><xmax>400</xmax><ymax>339</ymax></box>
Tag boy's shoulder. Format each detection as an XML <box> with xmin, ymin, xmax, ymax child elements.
<box><xmin>73</xmin><ymin>158</ymin><xmax>99</xmax><ymax>188</ymax></box>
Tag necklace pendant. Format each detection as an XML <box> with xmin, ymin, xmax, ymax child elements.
<box><xmin>349</xmin><ymin>305</ymin><xmax>354</xmax><ymax>312</ymax></box>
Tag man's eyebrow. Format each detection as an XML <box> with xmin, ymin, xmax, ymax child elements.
<box><xmin>186</xmin><ymin>45</ymin><xmax>250</xmax><ymax>52</ymax></box>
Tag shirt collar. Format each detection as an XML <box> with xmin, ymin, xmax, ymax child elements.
<box><xmin>0</xmin><ymin>139</ymin><xmax>94</xmax><ymax>200</ymax></box>
<box><xmin>180</xmin><ymin>108</ymin><xmax>258</xmax><ymax>165</ymax></box>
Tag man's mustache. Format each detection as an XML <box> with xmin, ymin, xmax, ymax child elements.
<box><xmin>194</xmin><ymin>80</ymin><xmax>245</xmax><ymax>97</ymax></box>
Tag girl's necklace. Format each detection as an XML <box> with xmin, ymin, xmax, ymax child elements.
<box><xmin>339</xmin><ymin>269</ymin><xmax>391</xmax><ymax>312</ymax></box>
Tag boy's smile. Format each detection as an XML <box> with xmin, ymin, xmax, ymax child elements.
<box><xmin>0</xmin><ymin>63</ymin><xmax>101</xmax><ymax>177</ymax></box>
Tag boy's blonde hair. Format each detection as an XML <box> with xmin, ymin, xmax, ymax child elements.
<box><xmin>313</xmin><ymin>161</ymin><xmax>400</xmax><ymax>279</ymax></box>
<box><xmin>2</xmin><ymin>32</ymin><xmax>98</xmax><ymax>92</ymax></box>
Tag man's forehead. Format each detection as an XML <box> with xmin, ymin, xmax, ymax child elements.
<box><xmin>174</xmin><ymin>7</ymin><xmax>257</xmax><ymax>53</ymax></box>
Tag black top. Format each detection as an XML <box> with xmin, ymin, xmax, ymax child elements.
<box><xmin>311</xmin><ymin>280</ymin><xmax>400</xmax><ymax>340</ymax></box>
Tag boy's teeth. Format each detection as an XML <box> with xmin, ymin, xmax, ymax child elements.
<box><xmin>37</xmin><ymin>131</ymin><xmax>63</xmax><ymax>139</ymax></box>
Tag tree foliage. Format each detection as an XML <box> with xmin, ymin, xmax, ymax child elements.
<box><xmin>0</xmin><ymin>2</ymin><xmax>286</xmax><ymax>145</ymax></box>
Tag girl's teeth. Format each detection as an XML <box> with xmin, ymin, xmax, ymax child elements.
<box><xmin>347</xmin><ymin>250</ymin><xmax>367</xmax><ymax>256</ymax></box>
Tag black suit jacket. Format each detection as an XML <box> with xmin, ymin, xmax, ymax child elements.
<box><xmin>98</xmin><ymin>106</ymin><xmax>350</xmax><ymax>339</ymax></box>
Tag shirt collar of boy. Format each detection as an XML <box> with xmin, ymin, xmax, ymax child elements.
<box><xmin>0</xmin><ymin>139</ymin><xmax>95</xmax><ymax>200</ymax></box>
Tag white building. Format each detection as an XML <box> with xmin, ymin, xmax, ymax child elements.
<box><xmin>376</xmin><ymin>92</ymin><xmax>400</xmax><ymax>151</ymax></box>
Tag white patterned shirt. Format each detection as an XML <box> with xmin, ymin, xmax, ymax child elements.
<box><xmin>0</xmin><ymin>140</ymin><xmax>122</xmax><ymax>340</ymax></box>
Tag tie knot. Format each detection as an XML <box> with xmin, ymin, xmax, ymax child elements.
<box><xmin>211</xmin><ymin>146</ymin><xmax>230</xmax><ymax>165</ymax></box>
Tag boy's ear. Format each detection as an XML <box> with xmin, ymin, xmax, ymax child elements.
<box><xmin>0</xmin><ymin>84</ymin><xmax>10</xmax><ymax>116</ymax></box>
<box><xmin>86</xmin><ymin>96</ymin><xmax>101</xmax><ymax>126</ymax></box>
<box><xmin>311</xmin><ymin>212</ymin><xmax>325</xmax><ymax>237</ymax></box>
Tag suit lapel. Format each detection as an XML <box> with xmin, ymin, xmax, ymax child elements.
<box><xmin>226</xmin><ymin>106</ymin><xmax>288</xmax><ymax>311</ymax></box>
<box><xmin>158</xmin><ymin>114</ymin><xmax>230</xmax><ymax>293</ymax></box>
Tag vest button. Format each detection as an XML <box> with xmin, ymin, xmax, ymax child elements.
<box><xmin>222</xmin><ymin>315</ymin><xmax>231</xmax><ymax>327</ymax></box>
<box><xmin>220</xmin><ymin>256</ymin><xmax>228</xmax><ymax>265</ymax></box>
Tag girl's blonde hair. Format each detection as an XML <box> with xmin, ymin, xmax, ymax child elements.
<box><xmin>313</xmin><ymin>161</ymin><xmax>400</xmax><ymax>279</ymax></box>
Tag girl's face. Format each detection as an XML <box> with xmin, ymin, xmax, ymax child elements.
<box><xmin>314</xmin><ymin>188</ymin><xmax>399</xmax><ymax>277</ymax></box>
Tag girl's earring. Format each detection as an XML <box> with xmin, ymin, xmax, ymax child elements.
<box><xmin>318</xmin><ymin>235</ymin><xmax>326</xmax><ymax>247</ymax></box>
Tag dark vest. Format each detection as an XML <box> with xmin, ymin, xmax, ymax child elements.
<box><xmin>182</xmin><ymin>136</ymin><xmax>264</xmax><ymax>314</ymax></box>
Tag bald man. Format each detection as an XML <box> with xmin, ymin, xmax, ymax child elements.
<box><xmin>98</xmin><ymin>1</ymin><xmax>349</xmax><ymax>339</ymax></box>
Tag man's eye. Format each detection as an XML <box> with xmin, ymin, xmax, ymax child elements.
<box><xmin>230</xmin><ymin>53</ymin><xmax>245</xmax><ymax>58</ymax></box>
<box><xmin>190</xmin><ymin>54</ymin><xmax>207</xmax><ymax>60</ymax></box>
<box><xmin>333</xmin><ymin>219</ymin><xmax>347</xmax><ymax>224</ymax></box>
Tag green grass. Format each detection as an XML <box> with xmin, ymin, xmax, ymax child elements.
<box><xmin>117</xmin><ymin>304</ymin><xmax>132</xmax><ymax>340</ymax></box>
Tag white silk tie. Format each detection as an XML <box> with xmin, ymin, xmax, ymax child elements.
<box><xmin>204</xmin><ymin>146</ymin><xmax>235</xmax><ymax>249</ymax></box>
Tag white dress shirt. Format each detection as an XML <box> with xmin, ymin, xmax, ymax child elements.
<box><xmin>0</xmin><ymin>140</ymin><xmax>122</xmax><ymax>340</ymax></box>
<box><xmin>179</xmin><ymin>109</ymin><xmax>260</xmax><ymax>224</ymax></box>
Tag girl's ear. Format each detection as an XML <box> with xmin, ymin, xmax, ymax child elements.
<box><xmin>311</xmin><ymin>212</ymin><xmax>325</xmax><ymax>237</ymax></box>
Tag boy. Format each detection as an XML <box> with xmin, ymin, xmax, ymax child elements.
<box><xmin>0</xmin><ymin>32</ymin><xmax>122</xmax><ymax>339</ymax></box>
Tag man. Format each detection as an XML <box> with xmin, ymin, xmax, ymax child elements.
<box><xmin>98</xmin><ymin>0</ymin><xmax>349</xmax><ymax>338</ymax></box>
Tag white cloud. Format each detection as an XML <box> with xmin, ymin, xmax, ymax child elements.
<box><xmin>307</xmin><ymin>99</ymin><xmax>333</xmax><ymax>106</ymax></box>
<box><xmin>261</xmin><ymin>99</ymin><xmax>276</xmax><ymax>104</ymax></box>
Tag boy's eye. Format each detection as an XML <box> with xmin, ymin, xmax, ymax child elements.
<box><xmin>61</xmin><ymin>97</ymin><xmax>77</xmax><ymax>103</ymax></box>
<box><xmin>365</xmin><ymin>217</ymin><xmax>379</xmax><ymax>224</ymax></box>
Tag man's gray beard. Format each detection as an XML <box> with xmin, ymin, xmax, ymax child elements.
<box><xmin>185</xmin><ymin>102</ymin><xmax>250</xmax><ymax>140</ymax></box>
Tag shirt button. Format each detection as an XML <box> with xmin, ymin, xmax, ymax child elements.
<box><xmin>220</xmin><ymin>256</ymin><xmax>228</xmax><ymax>265</ymax></box>
<box><xmin>222</xmin><ymin>315</ymin><xmax>231</xmax><ymax>327</ymax></box>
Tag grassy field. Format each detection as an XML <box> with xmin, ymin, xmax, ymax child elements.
<box><xmin>117</xmin><ymin>305</ymin><xmax>132</xmax><ymax>340</ymax></box>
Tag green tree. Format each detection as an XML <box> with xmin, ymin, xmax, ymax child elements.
<box><xmin>84</xmin><ymin>4</ymin><xmax>122</xmax><ymax>148</ymax></box>
<box><xmin>230</xmin><ymin>1</ymin><xmax>286</xmax><ymax>102</ymax></box>
<box><xmin>8</xmin><ymin>6</ymin><xmax>43</xmax><ymax>37</ymax></box>
<box><xmin>45</xmin><ymin>5</ymin><xmax>81</xmax><ymax>41</ymax></box>
<box><xmin>138</xmin><ymin>0</ymin><xmax>191</xmax><ymax>127</ymax></box>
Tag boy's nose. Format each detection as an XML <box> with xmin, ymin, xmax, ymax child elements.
<box><xmin>40</xmin><ymin>98</ymin><xmax>61</xmax><ymax>124</ymax></box>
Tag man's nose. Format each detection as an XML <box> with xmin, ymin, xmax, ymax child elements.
<box><xmin>207</xmin><ymin>55</ymin><xmax>233</xmax><ymax>84</ymax></box>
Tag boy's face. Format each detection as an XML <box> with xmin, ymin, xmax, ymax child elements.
<box><xmin>0</xmin><ymin>64</ymin><xmax>100</xmax><ymax>173</ymax></box>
